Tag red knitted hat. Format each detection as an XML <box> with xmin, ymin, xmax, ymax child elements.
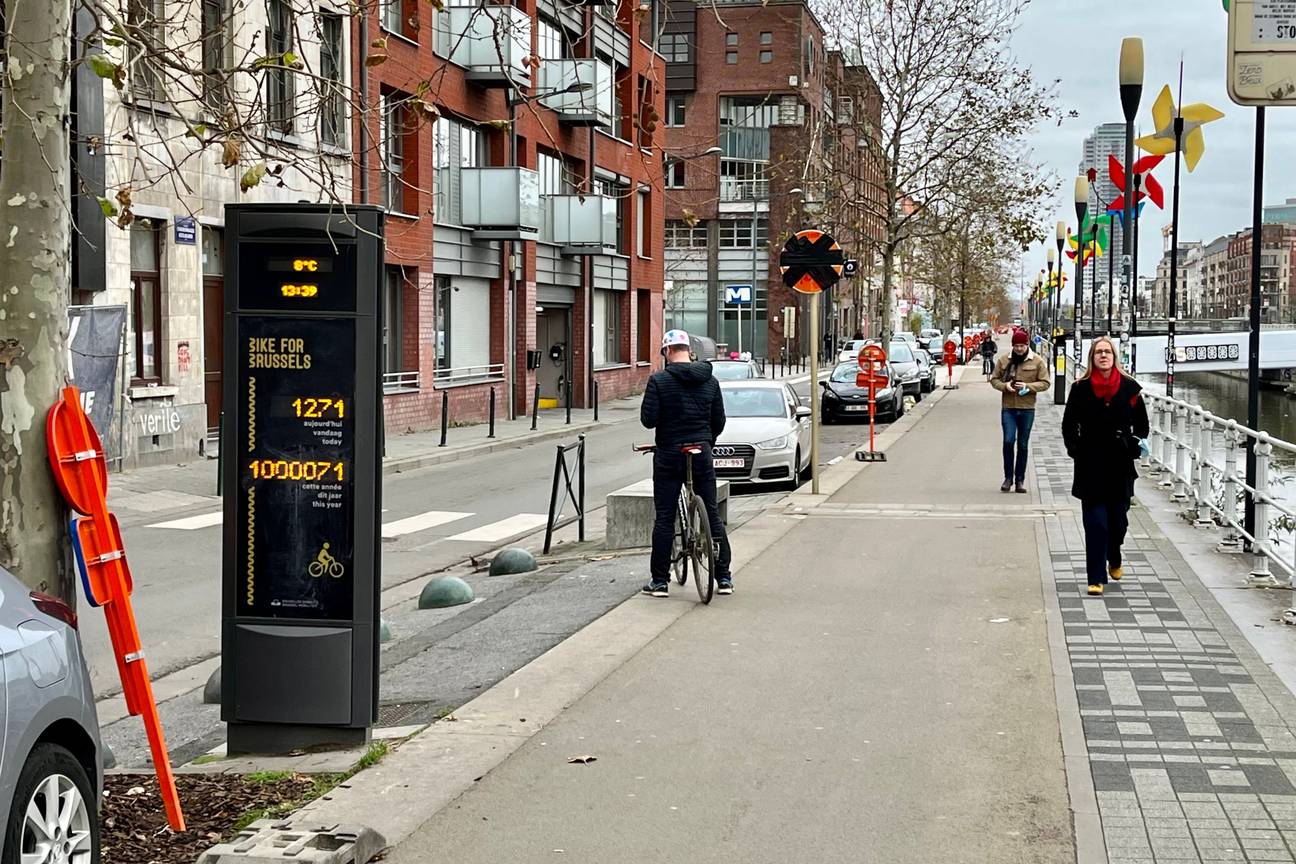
<box><xmin>1012</xmin><ymin>329</ymin><xmax>1029</xmax><ymax>346</ymax></box>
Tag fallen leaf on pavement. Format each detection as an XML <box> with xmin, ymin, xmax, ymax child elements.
<box><xmin>567</xmin><ymin>755</ymin><xmax>597</xmax><ymax>764</ymax></box>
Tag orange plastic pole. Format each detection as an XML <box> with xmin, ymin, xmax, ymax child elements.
<box><xmin>53</xmin><ymin>388</ymin><xmax>185</xmax><ymax>831</ymax></box>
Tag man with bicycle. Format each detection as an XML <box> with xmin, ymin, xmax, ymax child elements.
<box><xmin>640</xmin><ymin>330</ymin><xmax>732</xmax><ymax>597</ymax></box>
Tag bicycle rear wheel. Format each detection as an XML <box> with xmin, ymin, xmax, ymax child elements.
<box><xmin>671</xmin><ymin>495</ymin><xmax>688</xmax><ymax>585</ymax></box>
<box><xmin>688</xmin><ymin>495</ymin><xmax>715</xmax><ymax>604</ymax></box>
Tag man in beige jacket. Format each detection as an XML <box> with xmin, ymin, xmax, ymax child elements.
<box><xmin>990</xmin><ymin>329</ymin><xmax>1051</xmax><ymax>493</ymax></box>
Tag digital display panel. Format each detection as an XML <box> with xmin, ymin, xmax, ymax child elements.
<box><xmin>236</xmin><ymin>243</ymin><xmax>357</xmax><ymax>313</ymax></box>
<box><xmin>236</xmin><ymin>316</ymin><xmax>356</xmax><ymax>620</ymax></box>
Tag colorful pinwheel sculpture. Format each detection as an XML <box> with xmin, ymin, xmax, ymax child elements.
<box><xmin>1107</xmin><ymin>153</ymin><xmax>1165</xmax><ymax>213</ymax></box>
<box><xmin>1066</xmin><ymin>213</ymin><xmax>1110</xmax><ymax>262</ymax></box>
<box><xmin>1135</xmin><ymin>84</ymin><xmax>1224</xmax><ymax>172</ymax></box>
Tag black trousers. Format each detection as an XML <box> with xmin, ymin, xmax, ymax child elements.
<box><xmin>650</xmin><ymin>447</ymin><xmax>731</xmax><ymax>584</ymax></box>
<box><xmin>1081</xmin><ymin>498</ymin><xmax>1130</xmax><ymax>586</ymax></box>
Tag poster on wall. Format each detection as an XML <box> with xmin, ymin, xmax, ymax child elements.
<box><xmin>67</xmin><ymin>304</ymin><xmax>126</xmax><ymax>457</ymax></box>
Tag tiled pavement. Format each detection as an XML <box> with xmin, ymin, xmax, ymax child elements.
<box><xmin>1033</xmin><ymin>402</ymin><xmax>1296</xmax><ymax>863</ymax></box>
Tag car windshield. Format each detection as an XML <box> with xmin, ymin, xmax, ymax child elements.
<box><xmin>889</xmin><ymin>343</ymin><xmax>915</xmax><ymax>362</ymax></box>
<box><xmin>830</xmin><ymin>363</ymin><xmax>888</xmax><ymax>384</ymax></box>
<box><xmin>721</xmin><ymin>387</ymin><xmax>788</xmax><ymax>417</ymax></box>
<box><xmin>710</xmin><ymin>362</ymin><xmax>753</xmax><ymax>380</ymax></box>
<box><xmin>841</xmin><ymin>340</ymin><xmax>867</xmax><ymax>355</ymax></box>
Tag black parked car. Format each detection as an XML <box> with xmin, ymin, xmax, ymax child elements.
<box><xmin>820</xmin><ymin>361</ymin><xmax>905</xmax><ymax>424</ymax></box>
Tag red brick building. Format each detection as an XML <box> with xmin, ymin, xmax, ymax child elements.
<box><xmin>659</xmin><ymin>0</ymin><xmax>882</xmax><ymax>360</ymax></box>
<box><xmin>355</xmin><ymin>0</ymin><xmax>666</xmax><ymax>431</ymax></box>
<box><xmin>1223</xmin><ymin>225</ymin><xmax>1296</xmax><ymax>324</ymax></box>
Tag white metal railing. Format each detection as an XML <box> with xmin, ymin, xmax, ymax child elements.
<box><xmin>719</xmin><ymin>178</ymin><xmax>769</xmax><ymax>202</ymax></box>
<box><xmin>1143</xmin><ymin>391</ymin><xmax>1296</xmax><ymax>587</ymax></box>
<box><xmin>433</xmin><ymin>362</ymin><xmax>506</xmax><ymax>386</ymax></box>
<box><xmin>383</xmin><ymin>370</ymin><xmax>421</xmax><ymax>393</ymax></box>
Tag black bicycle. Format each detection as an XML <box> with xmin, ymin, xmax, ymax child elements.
<box><xmin>634</xmin><ymin>442</ymin><xmax>716</xmax><ymax>603</ymax></box>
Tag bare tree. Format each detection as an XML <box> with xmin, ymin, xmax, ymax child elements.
<box><xmin>816</xmin><ymin>0</ymin><xmax>1059</xmax><ymax>345</ymax></box>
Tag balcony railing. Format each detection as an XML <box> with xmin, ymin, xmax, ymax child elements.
<box><xmin>383</xmin><ymin>370</ymin><xmax>421</xmax><ymax>394</ymax></box>
<box><xmin>434</xmin><ymin>362</ymin><xmax>506</xmax><ymax>386</ymax></box>
<box><xmin>720</xmin><ymin>178</ymin><xmax>769</xmax><ymax>202</ymax></box>
<box><xmin>539</xmin><ymin>59</ymin><xmax>614</xmax><ymax>127</ymax></box>
<box><xmin>548</xmin><ymin>194</ymin><xmax>618</xmax><ymax>253</ymax></box>
<box><xmin>444</xmin><ymin>5</ymin><xmax>532</xmax><ymax>88</ymax></box>
<box><xmin>459</xmin><ymin>167</ymin><xmax>542</xmax><ymax>240</ymax></box>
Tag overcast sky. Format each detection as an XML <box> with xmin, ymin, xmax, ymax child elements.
<box><xmin>1010</xmin><ymin>0</ymin><xmax>1295</xmax><ymax>305</ymax></box>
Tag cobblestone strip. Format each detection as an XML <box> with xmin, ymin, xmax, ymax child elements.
<box><xmin>1034</xmin><ymin>403</ymin><xmax>1296</xmax><ymax>863</ymax></box>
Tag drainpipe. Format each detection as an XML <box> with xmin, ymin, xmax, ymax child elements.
<box><xmin>358</xmin><ymin>12</ymin><xmax>368</xmax><ymax>203</ymax></box>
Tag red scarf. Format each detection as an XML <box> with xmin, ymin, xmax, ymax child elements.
<box><xmin>1091</xmin><ymin>368</ymin><xmax>1121</xmax><ymax>404</ymax></box>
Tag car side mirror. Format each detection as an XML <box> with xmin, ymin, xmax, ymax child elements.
<box><xmin>795</xmin><ymin>406</ymin><xmax>812</xmax><ymax>419</ymax></box>
<box><xmin>818</xmin><ymin>380</ymin><xmax>827</xmax><ymax>388</ymax></box>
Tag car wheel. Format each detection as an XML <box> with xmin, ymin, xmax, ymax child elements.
<box><xmin>3</xmin><ymin>743</ymin><xmax>98</xmax><ymax>864</ymax></box>
<box><xmin>798</xmin><ymin>447</ymin><xmax>813</xmax><ymax>482</ymax></box>
<box><xmin>896</xmin><ymin>395</ymin><xmax>905</xmax><ymax>418</ymax></box>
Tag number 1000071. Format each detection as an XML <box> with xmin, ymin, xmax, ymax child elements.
<box><xmin>249</xmin><ymin>459</ymin><xmax>345</xmax><ymax>481</ymax></box>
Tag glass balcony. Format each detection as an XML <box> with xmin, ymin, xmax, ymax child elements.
<box><xmin>445</xmin><ymin>5</ymin><xmax>532</xmax><ymax>88</ymax></box>
<box><xmin>539</xmin><ymin>59</ymin><xmax>614</xmax><ymax>128</ymax></box>
<box><xmin>548</xmin><ymin>194</ymin><xmax>618</xmax><ymax>254</ymax></box>
<box><xmin>719</xmin><ymin>178</ymin><xmax>769</xmax><ymax>202</ymax></box>
<box><xmin>460</xmin><ymin>167</ymin><xmax>542</xmax><ymax>240</ymax></box>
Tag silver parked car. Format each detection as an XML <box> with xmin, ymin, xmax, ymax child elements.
<box><xmin>709</xmin><ymin>359</ymin><xmax>760</xmax><ymax>381</ymax></box>
<box><xmin>0</xmin><ymin>566</ymin><xmax>101</xmax><ymax>863</ymax></box>
<box><xmin>715</xmin><ymin>381</ymin><xmax>812</xmax><ymax>490</ymax></box>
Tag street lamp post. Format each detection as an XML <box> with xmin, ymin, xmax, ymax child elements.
<box><xmin>1046</xmin><ymin>251</ymin><xmax>1056</xmax><ymax>346</ymax></box>
<box><xmin>1119</xmin><ymin>37</ymin><xmax>1145</xmax><ymax>339</ymax></box>
<box><xmin>1055</xmin><ymin>220</ymin><xmax>1067</xmax><ymax>404</ymax></box>
<box><xmin>1075</xmin><ymin>176</ymin><xmax>1089</xmax><ymax>376</ymax></box>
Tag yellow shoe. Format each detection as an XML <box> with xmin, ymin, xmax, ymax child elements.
<box><xmin>1109</xmin><ymin>566</ymin><xmax>1123</xmax><ymax>582</ymax></box>
<box><xmin>1087</xmin><ymin>584</ymin><xmax>1104</xmax><ymax>596</ymax></box>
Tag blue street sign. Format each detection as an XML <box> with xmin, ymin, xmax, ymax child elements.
<box><xmin>725</xmin><ymin>284</ymin><xmax>752</xmax><ymax>304</ymax></box>
<box><xmin>174</xmin><ymin>216</ymin><xmax>197</xmax><ymax>245</ymax></box>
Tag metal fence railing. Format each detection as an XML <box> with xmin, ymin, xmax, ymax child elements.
<box><xmin>433</xmin><ymin>362</ymin><xmax>506</xmax><ymax>386</ymax></box>
<box><xmin>382</xmin><ymin>370</ymin><xmax>421</xmax><ymax>393</ymax></box>
<box><xmin>1143</xmin><ymin>391</ymin><xmax>1296</xmax><ymax>588</ymax></box>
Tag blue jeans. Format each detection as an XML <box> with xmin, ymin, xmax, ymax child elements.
<box><xmin>1081</xmin><ymin>499</ymin><xmax>1130</xmax><ymax>585</ymax></box>
<box><xmin>1001</xmin><ymin>408</ymin><xmax>1035</xmax><ymax>484</ymax></box>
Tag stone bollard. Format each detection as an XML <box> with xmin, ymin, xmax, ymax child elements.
<box><xmin>490</xmin><ymin>547</ymin><xmax>537</xmax><ymax>576</ymax></box>
<box><xmin>419</xmin><ymin>575</ymin><xmax>475</xmax><ymax>609</ymax></box>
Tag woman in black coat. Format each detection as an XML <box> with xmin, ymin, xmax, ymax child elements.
<box><xmin>1061</xmin><ymin>336</ymin><xmax>1150</xmax><ymax>596</ymax></box>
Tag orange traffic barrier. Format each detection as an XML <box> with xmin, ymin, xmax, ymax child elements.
<box><xmin>48</xmin><ymin>387</ymin><xmax>185</xmax><ymax>832</ymax></box>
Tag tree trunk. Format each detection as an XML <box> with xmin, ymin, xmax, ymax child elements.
<box><xmin>880</xmin><ymin>241</ymin><xmax>896</xmax><ymax>348</ymax></box>
<box><xmin>0</xmin><ymin>0</ymin><xmax>73</xmax><ymax>600</ymax></box>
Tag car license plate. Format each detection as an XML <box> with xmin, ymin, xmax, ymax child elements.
<box><xmin>714</xmin><ymin>458</ymin><xmax>745</xmax><ymax>468</ymax></box>
<box><xmin>845</xmin><ymin>405</ymin><xmax>869</xmax><ymax>412</ymax></box>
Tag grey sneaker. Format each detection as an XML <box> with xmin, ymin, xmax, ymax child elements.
<box><xmin>641</xmin><ymin>582</ymin><xmax>669</xmax><ymax>598</ymax></box>
<box><xmin>1000</xmin><ymin>479</ymin><xmax>1012</xmax><ymax>493</ymax></box>
<box><xmin>716</xmin><ymin>578</ymin><xmax>734</xmax><ymax>595</ymax></box>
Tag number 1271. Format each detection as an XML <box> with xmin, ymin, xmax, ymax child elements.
<box><xmin>293</xmin><ymin>397</ymin><xmax>344</xmax><ymax>419</ymax></box>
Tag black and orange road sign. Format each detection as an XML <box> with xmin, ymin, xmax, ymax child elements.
<box><xmin>780</xmin><ymin>229</ymin><xmax>845</xmax><ymax>295</ymax></box>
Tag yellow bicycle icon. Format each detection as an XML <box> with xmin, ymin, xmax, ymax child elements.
<box><xmin>307</xmin><ymin>543</ymin><xmax>345</xmax><ymax>579</ymax></box>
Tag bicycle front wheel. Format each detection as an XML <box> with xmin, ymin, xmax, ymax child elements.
<box><xmin>671</xmin><ymin>495</ymin><xmax>689</xmax><ymax>585</ymax></box>
<box><xmin>688</xmin><ymin>495</ymin><xmax>715</xmax><ymax>604</ymax></box>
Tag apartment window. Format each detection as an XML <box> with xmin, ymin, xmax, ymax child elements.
<box><xmin>659</xmin><ymin>33</ymin><xmax>689</xmax><ymax>63</ymax></box>
<box><xmin>435</xmin><ymin>275</ymin><xmax>451</xmax><ymax>368</ymax></box>
<box><xmin>760</xmin><ymin>31</ymin><xmax>772</xmax><ymax>44</ymax></box>
<box><xmin>636</xmin><ymin>189</ymin><xmax>649</xmax><ymax>257</ymax></box>
<box><xmin>130</xmin><ymin>222</ymin><xmax>162</xmax><ymax>383</ymax></box>
<box><xmin>665</xmin><ymin>161</ymin><xmax>684</xmax><ymax>188</ymax></box>
<box><xmin>594</xmin><ymin>290</ymin><xmax>623</xmax><ymax>366</ymax></box>
<box><xmin>129</xmin><ymin>0</ymin><xmax>165</xmax><ymax>99</ymax></box>
<box><xmin>719</xmin><ymin>218</ymin><xmax>768</xmax><ymax>249</ymax></box>
<box><xmin>612</xmin><ymin>64</ymin><xmax>627</xmax><ymax>139</ymax></box>
<box><xmin>637</xmin><ymin>290</ymin><xmax>651</xmax><ymax>361</ymax></box>
<box><xmin>665</xmin><ymin>96</ymin><xmax>686</xmax><ymax>126</ymax></box>
<box><xmin>433</xmin><ymin>116</ymin><xmax>486</xmax><ymax>223</ymax></box>
<box><xmin>382</xmin><ymin>0</ymin><xmax>404</xmax><ymax>34</ymax></box>
<box><xmin>599</xmin><ymin>178</ymin><xmax>628</xmax><ymax>254</ymax></box>
<box><xmin>383</xmin><ymin>267</ymin><xmax>404</xmax><ymax>375</ymax></box>
<box><xmin>201</xmin><ymin>226</ymin><xmax>223</xmax><ymax>275</ymax></box>
<box><xmin>538</xmin><ymin>151</ymin><xmax>572</xmax><ymax>196</ymax></box>
<box><xmin>381</xmin><ymin>95</ymin><xmax>407</xmax><ymax>212</ymax></box>
<box><xmin>760</xmin><ymin>50</ymin><xmax>772</xmax><ymax>63</ymax></box>
<box><xmin>200</xmin><ymin>0</ymin><xmax>228</xmax><ymax>110</ymax></box>
<box><xmin>726</xmin><ymin>52</ymin><xmax>737</xmax><ymax>65</ymax></box>
<box><xmin>266</xmin><ymin>0</ymin><xmax>294</xmax><ymax>133</ymax></box>
<box><xmin>725</xmin><ymin>32</ymin><xmax>737</xmax><ymax>46</ymax></box>
<box><xmin>803</xmin><ymin>34</ymin><xmax>815</xmax><ymax>77</ymax></box>
<box><xmin>665</xmin><ymin>219</ymin><xmax>706</xmax><ymax>248</ymax></box>
<box><xmin>319</xmin><ymin>13</ymin><xmax>345</xmax><ymax>147</ymax></box>
<box><xmin>538</xmin><ymin>18</ymin><xmax>566</xmax><ymax>61</ymax></box>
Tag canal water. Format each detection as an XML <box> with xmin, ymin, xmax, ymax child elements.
<box><xmin>1142</xmin><ymin>372</ymin><xmax>1296</xmax><ymax>444</ymax></box>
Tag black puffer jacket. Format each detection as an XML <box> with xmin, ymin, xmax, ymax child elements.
<box><xmin>1062</xmin><ymin>374</ymin><xmax>1150</xmax><ymax>502</ymax></box>
<box><xmin>641</xmin><ymin>361</ymin><xmax>726</xmax><ymax>450</ymax></box>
